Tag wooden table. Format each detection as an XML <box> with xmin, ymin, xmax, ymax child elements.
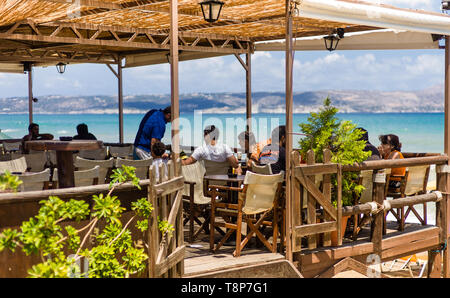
<box><xmin>25</xmin><ymin>140</ymin><xmax>103</xmax><ymax>188</ymax></box>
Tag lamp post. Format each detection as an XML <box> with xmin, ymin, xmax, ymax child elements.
<box><xmin>200</xmin><ymin>0</ymin><xmax>224</xmax><ymax>23</ymax></box>
<box><xmin>56</xmin><ymin>62</ymin><xmax>66</xmax><ymax>74</ymax></box>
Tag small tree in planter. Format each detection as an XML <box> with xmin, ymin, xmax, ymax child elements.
<box><xmin>298</xmin><ymin>97</ymin><xmax>371</xmax><ymax>206</ymax></box>
<box><xmin>0</xmin><ymin>166</ymin><xmax>173</xmax><ymax>278</ymax></box>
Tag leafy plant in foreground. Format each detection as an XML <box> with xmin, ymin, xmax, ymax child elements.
<box><xmin>0</xmin><ymin>165</ymin><xmax>172</xmax><ymax>278</ymax></box>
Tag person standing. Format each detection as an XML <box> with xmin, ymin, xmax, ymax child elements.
<box><xmin>133</xmin><ymin>106</ymin><xmax>171</xmax><ymax>160</ymax></box>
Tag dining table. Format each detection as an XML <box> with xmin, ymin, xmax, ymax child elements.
<box><xmin>24</xmin><ymin>140</ymin><xmax>103</xmax><ymax>188</ymax></box>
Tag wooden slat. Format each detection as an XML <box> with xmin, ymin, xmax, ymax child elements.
<box><xmin>294</xmin><ymin>221</ymin><xmax>337</xmax><ymax>238</ymax></box>
<box><xmin>154</xmin><ymin>245</ymin><xmax>185</xmax><ymax>277</ymax></box>
<box><xmin>293</xmin><ymin>163</ymin><xmax>338</xmax><ymax>176</ymax></box>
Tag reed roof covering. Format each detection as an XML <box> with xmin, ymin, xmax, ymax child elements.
<box><xmin>0</xmin><ymin>0</ymin><xmax>448</xmax><ymax>66</ymax></box>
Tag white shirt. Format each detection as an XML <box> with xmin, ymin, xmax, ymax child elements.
<box><xmin>191</xmin><ymin>143</ymin><xmax>234</xmax><ymax>162</ymax></box>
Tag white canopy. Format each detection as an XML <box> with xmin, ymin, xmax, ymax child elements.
<box><xmin>296</xmin><ymin>0</ymin><xmax>450</xmax><ymax>36</ymax></box>
<box><xmin>255</xmin><ymin>29</ymin><xmax>441</xmax><ymax>51</ymax></box>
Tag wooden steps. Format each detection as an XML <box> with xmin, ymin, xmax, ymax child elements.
<box><xmin>184</xmin><ymin>250</ymin><xmax>302</xmax><ymax>278</ymax></box>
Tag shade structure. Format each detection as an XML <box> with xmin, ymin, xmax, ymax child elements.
<box><xmin>296</xmin><ymin>0</ymin><xmax>450</xmax><ymax>36</ymax></box>
<box><xmin>255</xmin><ymin>29</ymin><xmax>441</xmax><ymax>52</ymax></box>
<box><xmin>0</xmin><ymin>62</ymin><xmax>24</xmax><ymax>73</ymax></box>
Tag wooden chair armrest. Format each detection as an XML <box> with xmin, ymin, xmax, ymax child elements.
<box><xmin>208</xmin><ymin>184</ymin><xmax>243</xmax><ymax>192</ymax></box>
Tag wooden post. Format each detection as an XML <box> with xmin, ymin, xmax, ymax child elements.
<box><xmin>435</xmin><ymin>166</ymin><xmax>448</xmax><ymax>278</ymax></box>
<box><xmin>27</xmin><ymin>65</ymin><xmax>33</xmax><ymax>125</ymax></box>
<box><xmin>246</xmin><ymin>45</ymin><xmax>252</xmax><ymax>137</ymax></box>
<box><xmin>306</xmin><ymin>150</ymin><xmax>316</xmax><ymax>249</ymax></box>
<box><xmin>170</xmin><ymin>0</ymin><xmax>180</xmax><ymax>168</ymax></box>
<box><xmin>285</xmin><ymin>0</ymin><xmax>294</xmax><ymax>262</ymax></box>
<box><xmin>371</xmin><ymin>171</ymin><xmax>386</xmax><ymax>257</ymax></box>
<box><xmin>118</xmin><ymin>57</ymin><xmax>124</xmax><ymax>144</ymax></box>
<box><xmin>443</xmin><ymin>35</ymin><xmax>450</xmax><ymax>278</ymax></box>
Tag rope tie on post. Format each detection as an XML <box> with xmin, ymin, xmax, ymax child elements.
<box><xmin>368</xmin><ymin>201</ymin><xmax>385</xmax><ymax>215</ymax></box>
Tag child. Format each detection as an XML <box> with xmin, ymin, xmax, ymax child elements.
<box><xmin>151</xmin><ymin>140</ymin><xmax>168</xmax><ymax>181</ymax></box>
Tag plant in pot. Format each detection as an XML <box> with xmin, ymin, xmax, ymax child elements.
<box><xmin>298</xmin><ymin>97</ymin><xmax>370</xmax><ymax>244</ymax></box>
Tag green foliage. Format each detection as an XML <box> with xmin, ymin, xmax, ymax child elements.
<box><xmin>0</xmin><ymin>170</ymin><xmax>22</xmax><ymax>192</ymax></box>
<box><xmin>0</xmin><ymin>165</ymin><xmax>169</xmax><ymax>278</ymax></box>
<box><xmin>299</xmin><ymin>97</ymin><xmax>371</xmax><ymax>206</ymax></box>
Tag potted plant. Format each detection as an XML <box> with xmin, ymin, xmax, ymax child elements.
<box><xmin>298</xmin><ymin>97</ymin><xmax>370</xmax><ymax>244</ymax></box>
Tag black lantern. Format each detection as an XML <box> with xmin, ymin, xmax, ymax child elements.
<box><xmin>443</xmin><ymin>1</ymin><xmax>450</xmax><ymax>10</ymax></box>
<box><xmin>200</xmin><ymin>0</ymin><xmax>224</xmax><ymax>23</ymax></box>
<box><xmin>323</xmin><ymin>28</ymin><xmax>344</xmax><ymax>52</ymax></box>
<box><xmin>56</xmin><ymin>62</ymin><xmax>66</xmax><ymax>74</ymax></box>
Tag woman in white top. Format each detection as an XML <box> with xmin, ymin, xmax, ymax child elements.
<box><xmin>181</xmin><ymin>125</ymin><xmax>240</xmax><ymax>172</ymax></box>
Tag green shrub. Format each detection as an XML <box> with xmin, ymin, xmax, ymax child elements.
<box><xmin>299</xmin><ymin>97</ymin><xmax>370</xmax><ymax>206</ymax></box>
<box><xmin>0</xmin><ymin>166</ymin><xmax>172</xmax><ymax>278</ymax></box>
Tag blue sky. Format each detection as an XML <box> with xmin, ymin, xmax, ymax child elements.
<box><xmin>0</xmin><ymin>0</ymin><xmax>447</xmax><ymax>98</ymax></box>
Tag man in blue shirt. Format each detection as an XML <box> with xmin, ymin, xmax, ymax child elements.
<box><xmin>133</xmin><ymin>106</ymin><xmax>171</xmax><ymax>160</ymax></box>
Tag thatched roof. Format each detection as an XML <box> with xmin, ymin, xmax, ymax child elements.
<box><xmin>0</xmin><ymin>0</ymin><xmax>448</xmax><ymax>67</ymax></box>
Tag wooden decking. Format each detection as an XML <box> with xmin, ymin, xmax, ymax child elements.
<box><xmin>182</xmin><ymin>227</ymin><xmax>298</xmax><ymax>277</ymax></box>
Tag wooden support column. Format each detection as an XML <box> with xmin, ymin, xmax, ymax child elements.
<box><xmin>285</xmin><ymin>0</ymin><xmax>294</xmax><ymax>262</ymax></box>
<box><xmin>246</xmin><ymin>46</ymin><xmax>252</xmax><ymax>136</ymax></box>
<box><xmin>118</xmin><ymin>57</ymin><xmax>124</xmax><ymax>144</ymax></box>
<box><xmin>443</xmin><ymin>35</ymin><xmax>450</xmax><ymax>278</ymax></box>
<box><xmin>106</xmin><ymin>61</ymin><xmax>124</xmax><ymax>144</ymax></box>
<box><xmin>27</xmin><ymin>65</ymin><xmax>33</xmax><ymax>125</ymax></box>
<box><xmin>170</xmin><ymin>0</ymin><xmax>180</xmax><ymax>164</ymax></box>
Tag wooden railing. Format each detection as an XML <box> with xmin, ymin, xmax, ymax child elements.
<box><xmin>289</xmin><ymin>151</ymin><xmax>449</xmax><ymax>262</ymax></box>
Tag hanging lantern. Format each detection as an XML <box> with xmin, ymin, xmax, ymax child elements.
<box><xmin>323</xmin><ymin>28</ymin><xmax>345</xmax><ymax>52</ymax></box>
<box><xmin>200</xmin><ymin>0</ymin><xmax>224</xmax><ymax>23</ymax></box>
<box><xmin>56</xmin><ymin>62</ymin><xmax>66</xmax><ymax>74</ymax></box>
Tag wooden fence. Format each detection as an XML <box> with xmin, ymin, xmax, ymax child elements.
<box><xmin>289</xmin><ymin>150</ymin><xmax>450</xmax><ymax>278</ymax></box>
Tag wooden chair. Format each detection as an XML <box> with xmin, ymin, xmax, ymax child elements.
<box><xmin>0</xmin><ymin>156</ymin><xmax>27</xmax><ymax>174</ymax></box>
<box><xmin>109</xmin><ymin>145</ymin><xmax>133</xmax><ymax>159</ymax></box>
<box><xmin>114</xmin><ymin>157</ymin><xmax>153</xmax><ymax>180</ymax></box>
<box><xmin>79</xmin><ymin>147</ymin><xmax>107</xmax><ymax>160</ymax></box>
<box><xmin>209</xmin><ymin>171</ymin><xmax>284</xmax><ymax>257</ymax></box>
<box><xmin>250</xmin><ymin>160</ymin><xmax>272</xmax><ymax>175</ymax></box>
<box><xmin>181</xmin><ymin>161</ymin><xmax>212</xmax><ymax>242</ymax></box>
<box><xmin>386</xmin><ymin>165</ymin><xmax>430</xmax><ymax>231</ymax></box>
<box><xmin>53</xmin><ymin>165</ymin><xmax>100</xmax><ymax>187</ymax></box>
<box><xmin>74</xmin><ymin>156</ymin><xmax>114</xmax><ymax>184</ymax></box>
<box><xmin>1</xmin><ymin>141</ymin><xmax>21</xmax><ymax>153</ymax></box>
<box><xmin>11</xmin><ymin>152</ymin><xmax>48</xmax><ymax>172</ymax></box>
<box><xmin>351</xmin><ymin>170</ymin><xmax>373</xmax><ymax>240</ymax></box>
<box><xmin>16</xmin><ymin>168</ymin><xmax>51</xmax><ymax>192</ymax></box>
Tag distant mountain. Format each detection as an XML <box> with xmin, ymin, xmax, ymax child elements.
<box><xmin>0</xmin><ymin>86</ymin><xmax>444</xmax><ymax>114</ymax></box>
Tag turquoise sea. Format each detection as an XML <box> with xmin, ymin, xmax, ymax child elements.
<box><xmin>0</xmin><ymin>112</ymin><xmax>444</xmax><ymax>224</ymax></box>
<box><xmin>0</xmin><ymin>112</ymin><xmax>445</xmax><ymax>154</ymax></box>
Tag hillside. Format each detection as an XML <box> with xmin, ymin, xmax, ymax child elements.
<box><xmin>0</xmin><ymin>85</ymin><xmax>444</xmax><ymax>114</ymax></box>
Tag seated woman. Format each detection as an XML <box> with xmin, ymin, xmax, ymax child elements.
<box><xmin>378</xmin><ymin>134</ymin><xmax>406</xmax><ymax>189</ymax></box>
<box><xmin>181</xmin><ymin>125</ymin><xmax>240</xmax><ymax>173</ymax></box>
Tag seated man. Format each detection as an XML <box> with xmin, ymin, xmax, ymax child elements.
<box><xmin>21</xmin><ymin>123</ymin><xmax>54</xmax><ymax>153</ymax></box>
<box><xmin>73</xmin><ymin>123</ymin><xmax>97</xmax><ymax>140</ymax></box>
<box><xmin>357</xmin><ymin>127</ymin><xmax>380</xmax><ymax>161</ymax></box>
<box><xmin>181</xmin><ymin>125</ymin><xmax>240</xmax><ymax>173</ymax></box>
<box><xmin>151</xmin><ymin>140</ymin><xmax>168</xmax><ymax>181</ymax></box>
<box><xmin>258</xmin><ymin>125</ymin><xmax>286</xmax><ymax>174</ymax></box>
<box><xmin>238</xmin><ymin>131</ymin><xmax>271</xmax><ymax>168</ymax></box>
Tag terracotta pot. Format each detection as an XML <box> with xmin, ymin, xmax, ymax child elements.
<box><xmin>331</xmin><ymin>215</ymin><xmax>350</xmax><ymax>246</ymax></box>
